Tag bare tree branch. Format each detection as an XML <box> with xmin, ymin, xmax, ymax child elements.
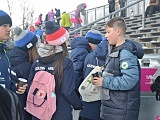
<box><xmin>11</xmin><ymin>0</ymin><xmax>35</xmax><ymax>29</ymax></box>
<box><xmin>6</xmin><ymin>0</ymin><xmax>11</xmax><ymax>16</ymax></box>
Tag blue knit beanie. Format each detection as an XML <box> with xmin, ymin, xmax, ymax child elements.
<box><xmin>14</xmin><ymin>27</ymin><xmax>38</xmax><ymax>51</ymax></box>
<box><xmin>0</xmin><ymin>10</ymin><xmax>12</xmax><ymax>26</ymax></box>
<box><xmin>85</xmin><ymin>29</ymin><xmax>102</xmax><ymax>44</ymax></box>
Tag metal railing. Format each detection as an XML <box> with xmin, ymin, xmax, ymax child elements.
<box><xmin>69</xmin><ymin>0</ymin><xmax>145</xmax><ymax>36</ymax></box>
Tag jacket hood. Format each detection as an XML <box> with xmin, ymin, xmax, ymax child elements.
<box><xmin>70</xmin><ymin>37</ymin><xmax>90</xmax><ymax>50</ymax></box>
<box><xmin>119</xmin><ymin>39</ymin><xmax>144</xmax><ymax>59</ymax></box>
<box><xmin>9</xmin><ymin>46</ymin><xmax>29</xmax><ymax>67</ymax></box>
<box><xmin>62</xmin><ymin>12</ymin><xmax>68</xmax><ymax>15</ymax></box>
<box><xmin>94</xmin><ymin>40</ymin><xmax>108</xmax><ymax>60</ymax></box>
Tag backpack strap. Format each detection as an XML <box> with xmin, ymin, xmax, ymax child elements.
<box><xmin>7</xmin><ymin>89</ymin><xmax>24</xmax><ymax>120</ymax></box>
<box><xmin>32</xmin><ymin>88</ymin><xmax>47</xmax><ymax>107</ymax></box>
<box><xmin>96</xmin><ymin>57</ymin><xmax>98</xmax><ymax>66</ymax></box>
<box><xmin>102</xmin><ymin>55</ymin><xmax>111</xmax><ymax>69</ymax></box>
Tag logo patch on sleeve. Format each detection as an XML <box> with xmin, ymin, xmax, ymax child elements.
<box><xmin>121</xmin><ymin>62</ymin><xmax>128</xmax><ymax>69</ymax></box>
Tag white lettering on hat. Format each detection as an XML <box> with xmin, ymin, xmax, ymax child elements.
<box><xmin>27</xmin><ymin>43</ymin><xmax>33</xmax><ymax>49</ymax></box>
<box><xmin>61</xmin><ymin>37</ymin><xmax>66</xmax><ymax>43</ymax></box>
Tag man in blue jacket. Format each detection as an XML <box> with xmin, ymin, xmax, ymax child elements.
<box><xmin>108</xmin><ymin>0</ymin><xmax>115</xmax><ymax>19</ymax></box>
<box><xmin>0</xmin><ymin>9</ymin><xmax>13</xmax><ymax>119</ymax></box>
<box><xmin>92</xmin><ymin>17</ymin><xmax>144</xmax><ymax>120</ymax></box>
<box><xmin>0</xmin><ymin>10</ymin><xmax>12</xmax><ymax>88</ymax></box>
<box><xmin>79</xmin><ymin>25</ymin><xmax>106</xmax><ymax>120</ymax></box>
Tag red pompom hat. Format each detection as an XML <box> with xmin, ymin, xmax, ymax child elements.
<box><xmin>45</xmin><ymin>21</ymin><xmax>69</xmax><ymax>46</ymax></box>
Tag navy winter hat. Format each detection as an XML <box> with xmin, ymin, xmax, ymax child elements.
<box><xmin>14</xmin><ymin>27</ymin><xmax>38</xmax><ymax>51</ymax></box>
<box><xmin>0</xmin><ymin>10</ymin><xmax>12</xmax><ymax>26</ymax></box>
<box><xmin>85</xmin><ymin>29</ymin><xmax>102</xmax><ymax>44</ymax></box>
<box><xmin>45</xmin><ymin>21</ymin><xmax>60</xmax><ymax>34</ymax></box>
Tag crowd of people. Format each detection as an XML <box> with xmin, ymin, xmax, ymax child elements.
<box><xmin>24</xmin><ymin>3</ymin><xmax>87</xmax><ymax>40</ymax></box>
<box><xmin>108</xmin><ymin>0</ymin><xmax>126</xmax><ymax>18</ymax></box>
<box><xmin>108</xmin><ymin>0</ymin><xmax>160</xmax><ymax>18</ymax></box>
<box><xmin>3</xmin><ymin>0</ymin><xmax>160</xmax><ymax>119</ymax></box>
<box><xmin>0</xmin><ymin>4</ymin><xmax>146</xmax><ymax>119</ymax></box>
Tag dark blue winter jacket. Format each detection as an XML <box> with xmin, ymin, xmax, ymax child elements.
<box><xmin>34</xmin><ymin>29</ymin><xmax>43</xmax><ymax>40</ymax></box>
<box><xmin>80</xmin><ymin>40</ymin><xmax>108</xmax><ymax>120</ymax></box>
<box><xmin>8</xmin><ymin>46</ymin><xmax>32</xmax><ymax>108</ymax></box>
<box><xmin>70</xmin><ymin>37</ymin><xmax>90</xmax><ymax>91</ymax></box>
<box><xmin>28</xmin><ymin>52</ymin><xmax>82</xmax><ymax>120</ymax></box>
<box><xmin>0</xmin><ymin>43</ymin><xmax>11</xmax><ymax>88</ymax></box>
<box><xmin>101</xmin><ymin>40</ymin><xmax>144</xmax><ymax>120</ymax></box>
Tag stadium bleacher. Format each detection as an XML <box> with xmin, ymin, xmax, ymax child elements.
<box><xmin>69</xmin><ymin>12</ymin><xmax>160</xmax><ymax>67</ymax></box>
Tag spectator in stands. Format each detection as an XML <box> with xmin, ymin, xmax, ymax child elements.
<box><xmin>55</xmin><ymin>8</ymin><xmax>61</xmax><ymax>26</ymax></box>
<box><xmin>29</xmin><ymin>25</ymin><xmax>35</xmax><ymax>32</ymax></box>
<box><xmin>71</xmin><ymin>3</ymin><xmax>87</xmax><ymax>37</ymax></box>
<box><xmin>48</xmin><ymin>9</ymin><xmax>55</xmax><ymax>21</ymax></box>
<box><xmin>92</xmin><ymin>17</ymin><xmax>144</xmax><ymax>120</ymax></box>
<box><xmin>61</xmin><ymin>11</ymin><xmax>72</xmax><ymax>31</ymax></box>
<box><xmin>77</xmin><ymin>3</ymin><xmax>87</xmax><ymax>16</ymax></box>
<box><xmin>108</xmin><ymin>0</ymin><xmax>115</xmax><ymax>19</ymax></box>
<box><xmin>9</xmin><ymin>26</ymin><xmax>39</xmax><ymax>120</ymax></box>
<box><xmin>36</xmin><ymin>13</ymin><xmax>43</xmax><ymax>25</ymax></box>
<box><xmin>79</xmin><ymin>25</ymin><xmax>105</xmax><ymax>120</ymax></box>
<box><xmin>119</xmin><ymin>0</ymin><xmax>126</xmax><ymax>17</ymax></box>
<box><xmin>34</xmin><ymin>22</ymin><xmax>43</xmax><ymax>42</ymax></box>
<box><xmin>45</xmin><ymin>12</ymin><xmax>49</xmax><ymax>22</ymax></box>
<box><xmin>25</xmin><ymin>22</ymin><xmax>29</xmax><ymax>30</ymax></box>
<box><xmin>71</xmin><ymin>9</ymin><xmax>82</xmax><ymax>37</ymax></box>
<box><xmin>145</xmin><ymin>0</ymin><xmax>160</xmax><ymax>17</ymax></box>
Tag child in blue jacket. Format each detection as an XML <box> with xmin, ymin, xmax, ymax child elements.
<box><xmin>79</xmin><ymin>26</ymin><xmax>107</xmax><ymax>120</ymax></box>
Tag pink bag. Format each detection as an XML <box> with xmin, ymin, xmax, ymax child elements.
<box><xmin>26</xmin><ymin>71</ymin><xmax>56</xmax><ymax>120</ymax></box>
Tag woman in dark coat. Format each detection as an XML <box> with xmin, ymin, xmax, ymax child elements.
<box><xmin>29</xmin><ymin>21</ymin><xmax>83</xmax><ymax>120</ymax></box>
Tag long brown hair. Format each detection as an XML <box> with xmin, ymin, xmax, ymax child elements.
<box><xmin>53</xmin><ymin>42</ymin><xmax>69</xmax><ymax>86</ymax></box>
<box><xmin>48</xmin><ymin>43</ymin><xmax>69</xmax><ymax>86</ymax></box>
<box><xmin>28</xmin><ymin>45</ymin><xmax>38</xmax><ymax>64</ymax></box>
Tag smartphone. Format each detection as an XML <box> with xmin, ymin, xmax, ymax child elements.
<box><xmin>92</xmin><ymin>72</ymin><xmax>99</xmax><ymax>77</ymax></box>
